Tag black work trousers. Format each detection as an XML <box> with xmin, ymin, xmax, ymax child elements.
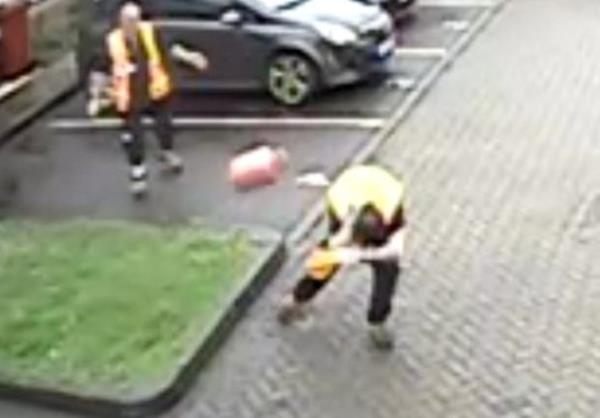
<box><xmin>120</xmin><ymin>98</ymin><xmax>174</xmax><ymax>167</ymax></box>
<box><xmin>293</xmin><ymin>260</ymin><xmax>400</xmax><ymax>325</ymax></box>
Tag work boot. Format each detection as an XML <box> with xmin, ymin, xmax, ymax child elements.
<box><xmin>129</xmin><ymin>164</ymin><xmax>148</xmax><ymax>198</ymax></box>
<box><xmin>158</xmin><ymin>150</ymin><xmax>183</xmax><ymax>174</ymax></box>
<box><xmin>277</xmin><ymin>294</ymin><xmax>307</xmax><ymax>325</ymax></box>
<box><xmin>368</xmin><ymin>323</ymin><xmax>395</xmax><ymax>350</ymax></box>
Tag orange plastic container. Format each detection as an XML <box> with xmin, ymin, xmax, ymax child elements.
<box><xmin>0</xmin><ymin>0</ymin><xmax>32</xmax><ymax>79</ymax></box>
<box><xmin>306</xmin><ymin>248</ymin><xmax>340</xmax><ymax>280</ymax></box>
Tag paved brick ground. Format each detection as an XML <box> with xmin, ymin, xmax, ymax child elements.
<box><xmin>5</xmin><ymin>0</ymin><xmax>600</xmax><ymax>417</ymax></box>
<box><xmin>161</xmin><ymin>1</ymin><xmax>600</xmax><ymax>417</ymax></box>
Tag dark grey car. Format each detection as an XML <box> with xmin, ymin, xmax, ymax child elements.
<box><xmin>77</xmin><ymin>0</ymin><xmax>396</xmax><ymax>105</ymax></box>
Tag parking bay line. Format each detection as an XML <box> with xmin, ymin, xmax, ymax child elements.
<box><xmin>443</xmin><ymin>20</ymin><xmax>471</xmax><ymax>32</ymax></box>
<box><xmin>417</xmin><ymin>0</ymin><xmax>498</xmax><ymax>7</ymax></box>
<box><xmin>394</xmin><ymin>47</ymin><xmax>448</xmax><ymax>59</ymax></box>
<box><xmin>49</xmin><ymin>116</ymin><xmax>386</xmax><ymax>131</ymax></box>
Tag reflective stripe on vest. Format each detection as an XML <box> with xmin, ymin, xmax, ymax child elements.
<box><xmin>326</xmin><ymin>165</ymin><xmax>404</xmax><ymax>224</ymax></box>
<box><xmin>106</xmin><ymin>22</ymin><xmax>172</xmax><ymax>113</ymax></box>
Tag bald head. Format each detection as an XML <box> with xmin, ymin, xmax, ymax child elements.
<box><xmin>119</xmin><ymin>2</ymin><xmax>142</xmax><ymax>36</ymax></box>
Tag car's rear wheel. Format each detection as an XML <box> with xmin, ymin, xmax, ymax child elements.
<box><xmin>267</xmin><ymin>53</ymin><xmax>318</xmax><ymax>106</ymax></box>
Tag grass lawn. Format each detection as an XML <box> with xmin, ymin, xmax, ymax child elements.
<box><xmin>0</xmin><ymin>220</ymin><xmax>255</xmax><ymax>395</ymax></box>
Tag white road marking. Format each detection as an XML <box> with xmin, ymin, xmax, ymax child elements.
<box><xmin>0</xmin><ymin>73</ymin><xmax>34</xmax><ymax>101</ymax></box>
<box><xmin>443</xmin><ymin>20</ymin><xmax>471</xmax><ymax>32</ymax></box>
<box><xmin>49</xmin><ymin>116</ymin><xmax>385</xmax><ymax>130</ymax></box>
<box><xmin>418</xmin><ymin>0</ymin><xmax>497</xmax><ymax>7</ymax></box>
<box><xmin>394</xmin><ymin>47</ymin><xmax>448</xmax><ymax>58</ymax></box>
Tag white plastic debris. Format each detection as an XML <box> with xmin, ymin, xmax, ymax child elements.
<box><xmin>296</xmin><ymin>172</ymin><xmax>330</xmax><ymax>188</ymax></box>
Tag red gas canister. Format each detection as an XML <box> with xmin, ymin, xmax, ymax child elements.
<box><xmin>229</xmin><ymin>145</ymin><xmax>288</xmax><ymax>189</ymax></box>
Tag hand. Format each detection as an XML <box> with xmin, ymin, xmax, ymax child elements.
<box><xmin>189</xmin><ymin>51</ymin><xmax>209</xmax><ymax>71</ymax></box>
<box><xmin>87</xmin><ymin>99</ymin><xmax>100</xmax><ymax>117</ymax></box>
<box><xmin>171</xmin><ymin>44</ymin><xmax>209</xmax><ymax>72</ymax></box>
<box><xmin>87</xmin><ymin>72</ymin><xmax>112</xmax><ymax>117</ymax></box>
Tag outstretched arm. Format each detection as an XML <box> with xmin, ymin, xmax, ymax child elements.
<box><xmin>359</xmin><ymin>228</ymin><xmax>406</xmax><ymax>263</ymax></box>
<box><xmin>170</xmin><ymin>43</ymin><xmax>209</xmax><ymax>72</ymax></box>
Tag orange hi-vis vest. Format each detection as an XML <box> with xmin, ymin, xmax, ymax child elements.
<box><xmin>106</xmin><ymin>22</ymin><xmax>172</xmax><ymax>113</ymax></box>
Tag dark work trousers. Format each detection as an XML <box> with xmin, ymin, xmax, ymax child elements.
<box><xmin>293</xmin><ymin>257</ymin><xmax>400</xmax><ymax>325</ymax></box>
<box><xmin>120</xmin><ymin>97</ymin><xmax>174</xmax><ymax>167</ymax></box>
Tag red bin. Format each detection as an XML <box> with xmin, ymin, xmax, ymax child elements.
<box><xmin>0</xmin><ymin>0</ymin><xmax>32</xmax><ymax>79</ymax></box>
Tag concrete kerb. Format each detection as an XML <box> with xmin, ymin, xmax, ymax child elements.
<box><xmin>0</xmin><ymin>53</ymin><xmax>79</xmax><ymax>146</ymax></box>
<box><xmin>0</xmin><ymin>224</ymin><xmax>286</xmax><ymax>418</ymax></box>
<box><xmin>0</xmin><ymin>0</ymin><xmax>80</xmax><ymax>144</ymax></box>
<box><xmin>287</xmin><ymin>0</ymin><xmax>507</xmax><ymax>248</ymax></box>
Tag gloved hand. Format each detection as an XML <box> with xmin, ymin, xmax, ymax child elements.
<box><xmin>87</xmin><ymin>72</ymin><xmax>111</xmax><ymax>117</ymax></box>
<box><xmin>189</xmin><ymin>51</ymin><xmax>209</xmax><ymax>71</ymax></box>
<box><xmin>171</xmin><ymin>44</ymin><xmax>209</xmax><ymax>72</ymax></box>
<box><xmin>87</xmin><ymin>99</ymin><xmax>100</xmax><ymax>117</ymax></box>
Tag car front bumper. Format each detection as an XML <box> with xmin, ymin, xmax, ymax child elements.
<box><xmin>320</xmin><ymin>36</ymin><xmax>396</xmax><ymax>87</ymax></box>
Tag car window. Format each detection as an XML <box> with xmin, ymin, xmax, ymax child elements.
<box><xmin>149</xmin><ymin>0</ymin><xmax>234</xmax><ymax>18</ymax></box>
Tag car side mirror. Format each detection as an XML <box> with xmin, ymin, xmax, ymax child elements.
<box><xmin>220</xmin><ymin>10</ymin><xmax>243</xmax><ymax>26</ymax></box>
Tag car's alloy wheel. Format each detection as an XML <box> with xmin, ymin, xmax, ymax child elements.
<box><xmin>268</xmin><ymin>53</ymin><xmax>317</xmax><ymax>106</ymax></box>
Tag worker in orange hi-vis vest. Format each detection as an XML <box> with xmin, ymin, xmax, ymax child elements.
<box><xmin>87</xmin><ymin>2</ymin><xmax>207</xmax><ymax>197</ymax></box>
<box><xmin>279</xmin><ymin>165</ymin><xmax>407</xmax><ymax>350</ymax></box>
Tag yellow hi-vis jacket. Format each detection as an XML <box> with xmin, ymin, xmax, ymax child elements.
<box><xmin>326</xmin><ymin>165</ymin><xmax>404</xmax><ymax>225</ymax></box>
<box><xmin>106</xmin><ymin>22</ymin><xmax>172</xmax><ymax>113</ymax></box>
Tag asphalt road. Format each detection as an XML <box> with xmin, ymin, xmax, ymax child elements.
<box><xmin>0</xmin><ymin>2</ymin><xmax>497</xmax><ymax>417</ymax></box>
<box><xmin>2</xmin><ymin>4</ymin><xmax>483</xmax><ymax>235</ymax></box>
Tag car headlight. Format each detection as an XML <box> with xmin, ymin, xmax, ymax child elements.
<box><xmin>361</xmin><ymin>13</ymin><xmax>393</xmax><ymax>36</ymax></box>
<box><xmin>314</xmin><ymin>22</ymin><xmax>359</xmax><ymax>47</ymax></box>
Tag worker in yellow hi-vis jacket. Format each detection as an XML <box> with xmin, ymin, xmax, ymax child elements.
<box><xmin>279</xmin><ymin>165</ymin><xmax>406</xmax><ymax>350</ymax></box>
